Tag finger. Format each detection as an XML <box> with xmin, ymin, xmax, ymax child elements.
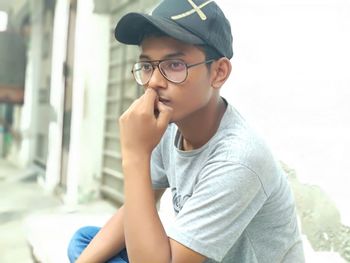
<box><xmin>143</xmin><ymin>88</ymin><xmax>158</xmax><ymax>114</ymax></box>
<box><xmin>156</xmin><ymin>101</ymin><xmax>173</xmax><ymax>130</ymax></box>
<box><xmin>154</xmin><ymin>95</ymin><xmax>160</xmax><ymax>118</ymax></box>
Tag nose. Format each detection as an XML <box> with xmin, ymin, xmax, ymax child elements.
<box><xmin>146</xmin><ymin>66</ymin><xmax>168</xmax><ymax>90</ymax></box>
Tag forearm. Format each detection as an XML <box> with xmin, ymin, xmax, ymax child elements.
<box><xmin>123</xmin><ymin>155</ymin><xmax>171</xmax><ymax>263</ymax></box>
<box><xmin>76</xmin><ymin>206</ymin><xmax>126</xmax><ymax>263</ymax></box>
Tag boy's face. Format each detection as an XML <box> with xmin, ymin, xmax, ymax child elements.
<box><xmin>139</xmin><ymin>36</ymin><xmax>216</xmax><ymax>123</ymax></box>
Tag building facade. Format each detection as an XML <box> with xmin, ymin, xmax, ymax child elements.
<box><xmin>2</xmin><ymin>0</ymin><xmax>158</xmax><ymax>206</ymax></box>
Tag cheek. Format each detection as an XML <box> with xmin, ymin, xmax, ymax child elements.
<box><xmin>186</xmin><ymin>75</ymin><xmax>212</xmax><ymax>101</ymax></box>
<box><xmin>173</xmin><ymin>81</ymin><xmax>212</xmax><ymax>111</ymax></box>
<box><xmin>168</xmin><ymin>70</ymin><xmax>212</xmax><ymax>111</ymax></box>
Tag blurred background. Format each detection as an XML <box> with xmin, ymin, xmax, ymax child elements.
<box><xmin>0</xmin><ymin>0</ymin><xmax>349</xmax><ymax>262</ymax></box>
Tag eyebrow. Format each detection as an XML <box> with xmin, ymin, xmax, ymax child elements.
<box><xmin>139</xmin><ymin>52</ymin><xmax>186</xmax><ymax>60</ymax></box>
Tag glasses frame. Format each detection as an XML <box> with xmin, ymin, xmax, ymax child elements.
<box><xmin>131</xmin><ymin>58</ymin><xmax>215</xmax><ymax>86</ymax></box>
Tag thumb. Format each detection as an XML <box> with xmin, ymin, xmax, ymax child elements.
<box><xmin>156</xmin><ymin>101</ymin><xmax>173</xmax><ymax>131</ymax></box>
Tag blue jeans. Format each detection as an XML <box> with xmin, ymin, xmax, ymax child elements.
<box><xmin>67</xmin><ymin>226</ymin><xmax>129</xmax><ymax>263</ymax></box>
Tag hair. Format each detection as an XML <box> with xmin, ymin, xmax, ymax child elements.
<box><xmin>139</xmin><ymin>24</ymin><xmax>222</xmax><ymax>68</ymax></box>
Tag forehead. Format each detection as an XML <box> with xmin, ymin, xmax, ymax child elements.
<box><xmin>139</xmin><ymin>36</ymin><xmax>205</xmax><ymax>60</ymax></box>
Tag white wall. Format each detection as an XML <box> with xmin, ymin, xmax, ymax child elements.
<box><xmin>217</xmin><ymin>0</ymin><xmax>350</xmax><ymax>224</ymax></box>
<box><xmin>65</xmin><ymin>0</ymin><xmax>109</xmax><ymax>204</ymax></box>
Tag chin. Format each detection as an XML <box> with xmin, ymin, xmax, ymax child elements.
<box><xmin>169</xmin><ymin>113</ymin><xmax>180</xmax><ymax>124</ymax></box>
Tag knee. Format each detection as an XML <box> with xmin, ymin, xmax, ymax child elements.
<box><xmin>67</xmin><ymin>226</ymin><xmax>99</xmax><ymax>262</ymax></box>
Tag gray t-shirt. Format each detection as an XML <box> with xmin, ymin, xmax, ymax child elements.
<box><xmin>151</xmin><ymin>102</ymin><xmax>305</xmax><ymax>263</ymax></box>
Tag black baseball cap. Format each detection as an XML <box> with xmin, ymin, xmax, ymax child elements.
<box><xmin>114</xmin><ymin>0</ymin><xmax>233</xmax><ymax>59</ymax></box>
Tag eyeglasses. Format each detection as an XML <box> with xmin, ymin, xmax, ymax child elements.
<box><xmin>131</xmin><ymin>59</ymin><xmax>214</xmax><ymax>86</ymax></box>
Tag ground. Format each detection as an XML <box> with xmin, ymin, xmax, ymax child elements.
<box><xmin>0</xmin><ymin>159</ymin><xmax>348</xmax><ymax>262</ymax></box>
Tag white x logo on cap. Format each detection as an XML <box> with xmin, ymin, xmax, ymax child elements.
<box><xmin>171</xmin><ymin>0</ymin><xmax>214</xmax><ymax>21</ymax></box>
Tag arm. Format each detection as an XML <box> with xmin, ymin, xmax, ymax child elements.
<box><xmin>119</xmin><ymin>88</ymin><xmax>206</xmax><ymax>263</ymax></box>
<box><xmin>76</xmin><ymin>189</ymin><xmax>166</xmax><ymax>263</ymax></box>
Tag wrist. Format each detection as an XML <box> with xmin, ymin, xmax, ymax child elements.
<box><xmin>121</xmin><ymin>152</ymin><xmax>151</xmax><ymax>169</ymax></box>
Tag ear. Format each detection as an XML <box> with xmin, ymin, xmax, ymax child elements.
<box><xmin>210</xmin><ymin>57</ymin><xmax>232</xmax><ymax>90</ymax></box>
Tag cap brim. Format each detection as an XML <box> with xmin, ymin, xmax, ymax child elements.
<box><xmin>115</xmin><ymin>13</ymin><xmax>205</xmax><ymax>45</ymax></box>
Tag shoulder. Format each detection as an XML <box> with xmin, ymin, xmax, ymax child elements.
<box><xmin>210</xmin><ymin>104</ymin><xmax>271</xmax><ymax>165</ymax></box>
<box><xmin>206</xmin><ymin>104</ymin><xmax>284</xmax><ymax>193</ymax></box>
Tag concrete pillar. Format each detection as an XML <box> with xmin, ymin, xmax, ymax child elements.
<box><xmin>44</xmin><ymin>0</ymin><xmax>70</xmax><ymax>191</ymax></box>
<box><xmin>17</xmin><ymin>0</ymin><xmax>43</xmax><ymax>167</ymax></box>
<box><xmin>64</xmin><ymin>0</ymin><xmax>109</xmax><ymax>205</ymax></box>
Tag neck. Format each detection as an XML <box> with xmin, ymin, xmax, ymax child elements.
<box><xmin>176</xmin><ymin>96</ymin><xmax>227</xmax><ymax>151</ymax></box>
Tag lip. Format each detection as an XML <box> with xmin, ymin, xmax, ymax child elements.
<box><xmin>158</xmin><ymin>97</ymin><xmax>171</xmax><ymax>104</ymax></box>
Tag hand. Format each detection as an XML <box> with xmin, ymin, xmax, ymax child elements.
<box><xmin>119</xmin><ymin>88</ymin><xmax>173</xmax><ymax>158</ymax></box>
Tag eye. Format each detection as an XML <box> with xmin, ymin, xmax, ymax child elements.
<box><xmin>140</xmin><ymin>63</ymin><xmax>152</xmax><ymax>72</ymax></box>
<box><xmin>169</xmin><ymin>61</ymin><xmax>185</xmax><ymax>71</ymax></box>
<box><xmin>134</xmin><ymin>62</ymin><xmax>152</xmax><ymax>72</ymax></box>
<box><xmin>162</xmin><ymin>60</ymin><xmax>186</xmax><ymax>72</ymax></box>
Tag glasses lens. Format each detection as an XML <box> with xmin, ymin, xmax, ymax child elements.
<box><xmin>159</xmin><ymin>60</ymin><xmax>187</xmax><ymax>83</ymax></box>
<box><xmin>133</xmin><ymin>62</ymin><xmax>153</xmax><ymax>85</ymax></box>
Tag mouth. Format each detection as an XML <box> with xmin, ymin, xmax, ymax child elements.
<box><xmin>158</xmin><ymin>97</ymin><xmax>170</xmax><ymax>104</ymax></box>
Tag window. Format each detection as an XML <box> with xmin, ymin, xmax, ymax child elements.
<box><xmin>0</xmin><ymin>11</ymin><xmax>8</xmax><ymax>31</ymax></box>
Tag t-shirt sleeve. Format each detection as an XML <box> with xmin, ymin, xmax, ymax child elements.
<box><xmin>150</xmin><ymin>142</ymin><xmax>169</xmax><ymax>189</ymax></box>
<box><xmin>165</xmin><ymin>161</ymin><xmax>268</xmax><ymax>262</ymax></box>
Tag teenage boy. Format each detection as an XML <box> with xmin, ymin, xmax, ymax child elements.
<box><xmin>67</xmin><ymin>0</ymin><xmax>305</xmax><ymax>262</ymax></box>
